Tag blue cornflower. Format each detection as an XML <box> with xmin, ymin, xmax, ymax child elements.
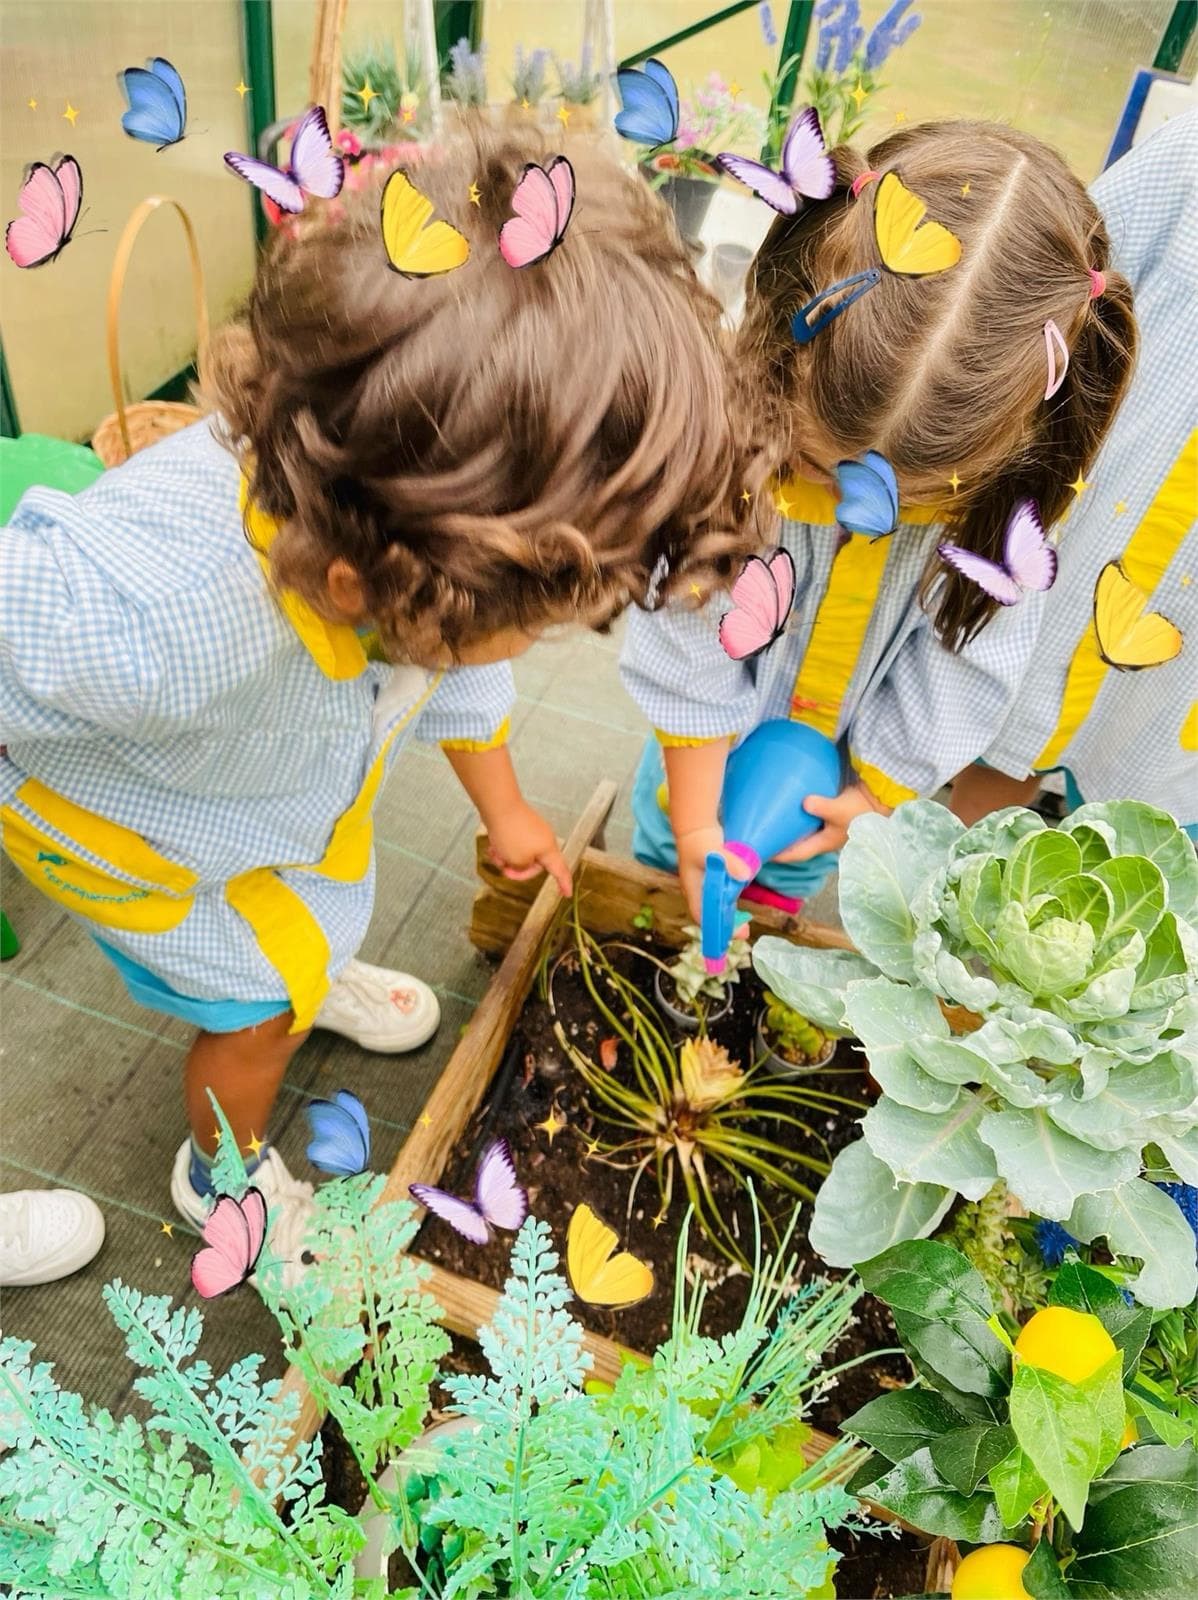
<box><xmin>759</xmin><ymin>4</ymin><xmax>778</xmax><ymax>48</ymax></box>
<box><xmin>1157</xmin><ymin>1182</ymin><xmax>1198</xmax><ymax>1248</ymax></box>
<box><xmin>1035</xmin><ymin>1218</ymin><xmax>1080</xmax><ymax>1268</ymax></box>
<box><xmin>865</xmin><ymin>1</ymin><xmax>923</xmax><ymax>72</ymax></box>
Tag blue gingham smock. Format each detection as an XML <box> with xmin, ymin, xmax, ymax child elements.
<box><xmin>0</xmin><ymin>421</ymin><xmax>514</xmax><ymax>1014</ymax></box>
<box><xmin>621</xmin><ymin>481</ymin><xmax>1046</xmax><ymax>807</ymax></box>
<box><xmin>986</xmin><ymin>111</ymin><xmax>1198</xmax><ymax>820</ymax></box>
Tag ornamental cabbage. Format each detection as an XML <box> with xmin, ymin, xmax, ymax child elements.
<box><xmin>755</xmin><ymin>800</ymin><xmax>1198</xmax><ymax>1308</ymax></box>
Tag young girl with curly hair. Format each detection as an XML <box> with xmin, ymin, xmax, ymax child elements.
<box><xmin>622</xmin><ymin>118</ymin><xmax>1137</xmax><ymax>920</ymax></box>
<box><xmin>0</xmin><ymin>130</ymin><xmax>752</xmax><ymax>1251</ymax></box>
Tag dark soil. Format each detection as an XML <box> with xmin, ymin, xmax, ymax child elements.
<box><xmin>403</xmin><ymin>932</ymin><xmax>931</xmax><ymax>1597</ymax></box>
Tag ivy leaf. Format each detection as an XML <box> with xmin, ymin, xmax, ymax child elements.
<box><xmin>928</xmin><ymin>1423</ymin><xmax>1016</xmax><ymax>1495</ymax></box>
<box><xmin>868</xmin><ymin>1446</ymin><xmax>1008</xmax><ymax>1542</ymax></box>
<box><xmin>1069</xmin><ymin>1443</ymin><xmax>1198</xmax><ymax>1598</ymax></box>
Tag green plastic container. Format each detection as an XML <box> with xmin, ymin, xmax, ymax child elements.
<box><xmin>0</xmin><ymin>432</ymin><xmax>105</xmax><ymax>522</ymax></box>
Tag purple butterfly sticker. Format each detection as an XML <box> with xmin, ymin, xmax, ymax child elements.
<box><xmin>224</xmin><ymin>105</ymin><xmax>344</xmax><ymax>214</ymax></box>
<box><xmin>410</xmin><ymin>1138</ymin><xmax>528</xmax><ymax>1245</ymax></box>
<box><xmin>716</xmin><ymin>106</ymin><xmax>835</xmax><ymax>216</ymax></box>
<box><xmin>939</xmin><ymin>499</ymin><xmax>1057</xmax><ymax>606</ymax></box>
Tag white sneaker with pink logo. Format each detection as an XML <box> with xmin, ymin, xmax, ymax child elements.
<box><xmin>314</xmin><ymin>958</ymin><xmax>440</xmax><ymax>1053</ymax></box>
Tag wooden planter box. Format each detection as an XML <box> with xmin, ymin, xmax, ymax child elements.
<box><xmin>273</xmin><ymin>780</ymin><xmax>866</xmax><ymax>1488</ymax></box>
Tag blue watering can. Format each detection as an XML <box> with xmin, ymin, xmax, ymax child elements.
<box><xmin>700</xmin><ymin>719</ymin><xmax>841</xmax><ymax>973</ymax></box>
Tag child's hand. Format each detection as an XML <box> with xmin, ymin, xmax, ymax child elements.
<box><xmin>675</xmin><ymin>825</ymin><xmax>752</xmax><ymax>927</ymax></box>
<box><xmin>486</xmin><ymin>802</ymin><xmax>572</xmax><ymax>896</ymax></box>
<box><xmin>773</xmin><ymin>782</ymin><xmax>892</xmax><ymax>864</ymax></box>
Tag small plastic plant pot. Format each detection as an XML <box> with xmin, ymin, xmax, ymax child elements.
<box><xmin>653</xmin><ymin>965</ymin><xmax>732</xmax><ymax>1036</ymax></box>
<box><xmin>356</xmin><ymin>1416</ymin><xmax>476</xmax><ymax>1580</ymax></box>
<box><xmin>755</xmin><ymin>1007</ymin><xmax>836</xmax><ymax>1078</ymax></box>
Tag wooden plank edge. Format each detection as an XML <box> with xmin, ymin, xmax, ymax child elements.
<box><xmin>268</xmin><ymin>780</ymin><xmax>618</xmax><ymax>1456</ymax></box>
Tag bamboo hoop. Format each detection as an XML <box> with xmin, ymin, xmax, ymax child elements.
<box><xmin>92</xmin><ymin>196</ymin><xmax>207</xmax><ymax>467</ymax></box>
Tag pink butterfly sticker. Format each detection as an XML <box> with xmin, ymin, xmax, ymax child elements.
<box><xmin>939</xmin><ymin>499</ymin><xmax>1057</xmax><ymax>606</ymax></box>
<box><xmin>410</xmin><ymin>1138</ymin><xmax>527</xmax><ymax>1245</ymax></box>
<box><xmin>6</xmin><ymin>155</ymin><xmax>83</xmax><ymax>268</ymax></box>
<box><xmin>224</xmin><ymin>105</ymin><xmax>344</xmax><ymax>215</ymax></box>
<box><xmin>716</xmin><ymin>107</ymin><xmax>835</xmax><ymax>216</ymax></box>
<box><xmin>499</xmin><ymin>156</ymin><xmax>575</xmax><ymax>269</ymax></box>
<box><xmin>718</xmin><ymin>548</ymin><xmax>796</xmax><ymax>660</ymax></box>
<box><xmin>190</xmin><ymin>1188</ymin><xmax>267</xmax><ymax>1298</ymax></box>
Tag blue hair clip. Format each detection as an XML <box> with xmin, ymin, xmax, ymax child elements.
<box><xmin>791</xmin><ymin>268</ymin><xmax>882</xmax><ymax>344</ymax></box>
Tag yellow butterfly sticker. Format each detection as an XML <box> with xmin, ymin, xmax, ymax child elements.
<box><xmin>566</xmin><ymin>1203</ymin><xmax>654</xmax><ymax>1308</ymax></box>
<box><xmin>873</xmin><ymin>172</ymin><xmax>961</xmax><ymax>276</ymax></box>
<box><xmin>381</xmin><ymin>171</ymin><xmax>469</xmax><ymax>278</ymax></box>
<box><xmin>1093</xmin><ymin>560</ymin><xmax>1183</xmax><ymax>671</ymax></box>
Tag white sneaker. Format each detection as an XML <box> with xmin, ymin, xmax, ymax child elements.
<box><xmin>0</xmin><ymin>1189</ymin><xmax>105</xmax><ymax>1286</ymax></box>
<box><xmin>170</xmin><ymin>1141</ymin><xmax>316</xmax><ymax>1291</ymax></box>
<box><xmin>314</xmin><ymin>957</ymin><xmax>440</xmax><ymax>1052</ymax></box>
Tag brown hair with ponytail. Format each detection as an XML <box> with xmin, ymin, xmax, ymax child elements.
<box><xmin>204</xmin><ymin>127</ymin><xmax>758</xmax><ymax>663</ymax></box>
<box><xmin>741</xmin><ymin>119</ymin><xmax>1138</xmax><ymax>649</ymax></box>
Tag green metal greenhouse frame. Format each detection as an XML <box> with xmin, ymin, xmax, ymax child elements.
<box><xmin>1</xmin><ymin>0</ymin><xmax>1194</xmax><ymax>439</ymax></box>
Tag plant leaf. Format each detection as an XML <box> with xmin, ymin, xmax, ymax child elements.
<box><xmin>751</xmin><ymin>938</ymin><xmax>878</xmax><ymax>1034</ymax></box>
<box><xmin>841</xmin><ymin>1389</ymin><xmax>970</xmax><ymax>1464</ymax></box>
<box><xmin>1005</xmin><ymin>829</ymin><xmax>1084</xmax><ymax>907</ymax></box>
<box><xmin>867</xmin><ymin>1446</ymin><xmax>1009</xmax><ymax>1541</ymax></box>
<box><xmin>1063</xmin><ymin>800</ymin><xmax>1198</xmax><ymax>922</ymax></box>
<box><xmin>844</xmin><ymin>977</ymin><xmax>961</xmax><ymax>1113</ymax></box>
<box><xmin>988</xmin><ymin>1443</ymin><xmax>1048</xmax><ymax>1528</ymax></box>
<box><xmin>862</xmin><ymin>1091</ymin><xmax>997</xmax><ymax>1201</ymax></box>
<box><xmin>1008</xmin><ymin>1360</ymin><xmax>1104</xmax><ymax>1528</ymax></box>
<box><xmin>809</xmin><ymin>1139</ymin><xmax>952</xmax><ymax>1269</ymax></box>
<box><xmin>1047</xmin><ymin>1053</ymin><xmax>1192</xmax><ymax>1152</ymax></box>
<box><xmin>979</xmin><ymin>1108</ymin><xmax>1140</xmax><ymax>1221</ymax></box>
<box><xmin>838</xmin><ymin>803</ymin><xmax>964</xmax><ymax>981</ymax></box>
<box><xmin>928</xmin><ymin>1423</ymin><xmax>1016</xmax><ymax>1495</ymax></box>
<box><xmin>857</xmin><ymin>1240</ymin><xmax>1011</xmax><ymax>1398</ymax></box>
<box><xmin>1069</xmin><ymin>1443</ymin><xmax>1198</xmax><ymax>1599</ymax></box>
<box><xmin>1066</xmin><ymin>1181</ymin><xmax>1198</xmax><ymax>1310</ymax></box>
<box><xmin>1021</xmin><ymin>1534</ymin><xmax>1073</xmax><ymax>1598</ymax></box>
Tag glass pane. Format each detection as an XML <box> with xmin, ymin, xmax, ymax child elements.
<box><xmin>835</xmin><ymin>0</ymin><xmax>1183</xmax><ymax>182</ymax></box>
<box><xmin>2</xmin><ymin>0</ymin><xmax>256</xmax><ymax>440</ymax></box>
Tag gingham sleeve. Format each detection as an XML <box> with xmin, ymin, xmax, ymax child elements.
<box><xmin>0</xmin><ymin>516</ymin><xmax>147</xmax><ymax>747</ymax></box>
<box><xmin>413</xmin><ymin>661</ymin><xmax>516</xmax><ymax>749</ymax></box>
<box><xmin>848</xmin><ymin>589</ymin><xmax>1045</xmax><ymax>803</ymax></box>
<box><xmin>619</xmin><ymin>600</ymin><xmax>756</xmax><ymax>741</ymax></box>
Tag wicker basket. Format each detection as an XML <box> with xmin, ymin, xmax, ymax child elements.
<box><xmin>91</xmin><ymin>196</ymin><xmax>208</xmax><ymax>467</ymax></box>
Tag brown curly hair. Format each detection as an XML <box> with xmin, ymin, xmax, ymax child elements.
<box><xmin>741</xmin><ymin>119</ymin><xmax>1137</xmax><ymax>649</ymax></box>
<box><xmin>204</xmin><ymin>128</ymin><xmax>759</xmax><ymax>662</ymax></box>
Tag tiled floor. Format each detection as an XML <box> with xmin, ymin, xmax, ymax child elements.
<box><xmin>0</xmin><ymin>622</ymin><xmax>840</xmax><ymax>1414</ymax></box>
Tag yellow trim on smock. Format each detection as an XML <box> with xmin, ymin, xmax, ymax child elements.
<box><xmin>224</xmin><ymin>871</ymin><xmax>331</xmax><ymax>1033</ymax></box>
<box><xmin>771</xmin><ymin>476</ymin><xmax>940</xmax><ymax>528</ymax></box>
<box><xmin>654</xmin><ymin>729</ymin><xmax>735</xmax><ymax>749</ymax></box>
<box><xmin>787</xmin><ymin>530</ymin><xmax>892</xmax><ymax>738</ymax></box>
<box><xmin>1037</xmin><ymin>432</ymin><xmax>1196</xmax><ymax>770</ymax></box>
<box><xmin>440</xmin><ymin>717</ymin><xmax>512</xmax><ymax>754</ymax></box>
<box><xmin>240</xmin><ymin>482</ymin><xmax>370</xmax><ymax>682</ymax></box>
<box><xmin>850</xmin><ymin>759</ymin><xmax>917</xmax><ymax>811</ymax></box>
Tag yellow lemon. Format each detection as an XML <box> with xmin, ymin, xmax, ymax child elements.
<box><xmin>951</xmin><ymin>1544</ymin><xmax>1031</xmax><ymax>1600</ymax></box>
<box><xmin>1014</xmin><ymin>1306</ymin><xmax>1117</xmax><ymax>1385</ymax></box>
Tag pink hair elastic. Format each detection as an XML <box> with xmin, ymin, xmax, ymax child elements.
<box><xmin>1087</xmin><ymin>267</ymin><xmax>1106</xmax><ymax>299</ymax></box>
<box><xmin>850</xmin><ymin>170</ymin><xmax>881</xmax><ymax>199</ymax></box>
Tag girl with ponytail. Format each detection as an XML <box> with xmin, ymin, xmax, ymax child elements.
<box><xmin>621</xmin><ymin>116</ymin><xmax>1138</xmax><ymax>920</ymax></box>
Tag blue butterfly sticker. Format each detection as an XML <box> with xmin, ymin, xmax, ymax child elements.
<box><xmin>120</xmin><ymin>57</ymin><xmax>187</xmax><ymax>150</ymax></box>
<box><xmin>834</xmin><ymin>451</ymin><xmax>899</xmax><ymax>539</ymax></box>
<box><xmin>614</xmin><ymin>59</ymin><xmax>679</xmax><ymax>148</ymax></box>
<box><xmin>305</xmin><ymin>1089</ymin><xmax>370</xmax><ymax>1177</ymax></box>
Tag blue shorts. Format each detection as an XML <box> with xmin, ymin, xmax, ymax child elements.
<box><xmin>95</xmin><ymin>939</ymin><xmax>290</xmax><ymax>1033</ymax></box>
<box><xmin>629</xmin><ymin>737</ymin><xmax>838</xmax><ymax>900</ymax></box>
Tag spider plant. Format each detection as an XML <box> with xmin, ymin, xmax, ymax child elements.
<box><xmin>549</xmin><ymin>903</ymin><xmax>862</xmax><ymax>1261</ymax></box>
